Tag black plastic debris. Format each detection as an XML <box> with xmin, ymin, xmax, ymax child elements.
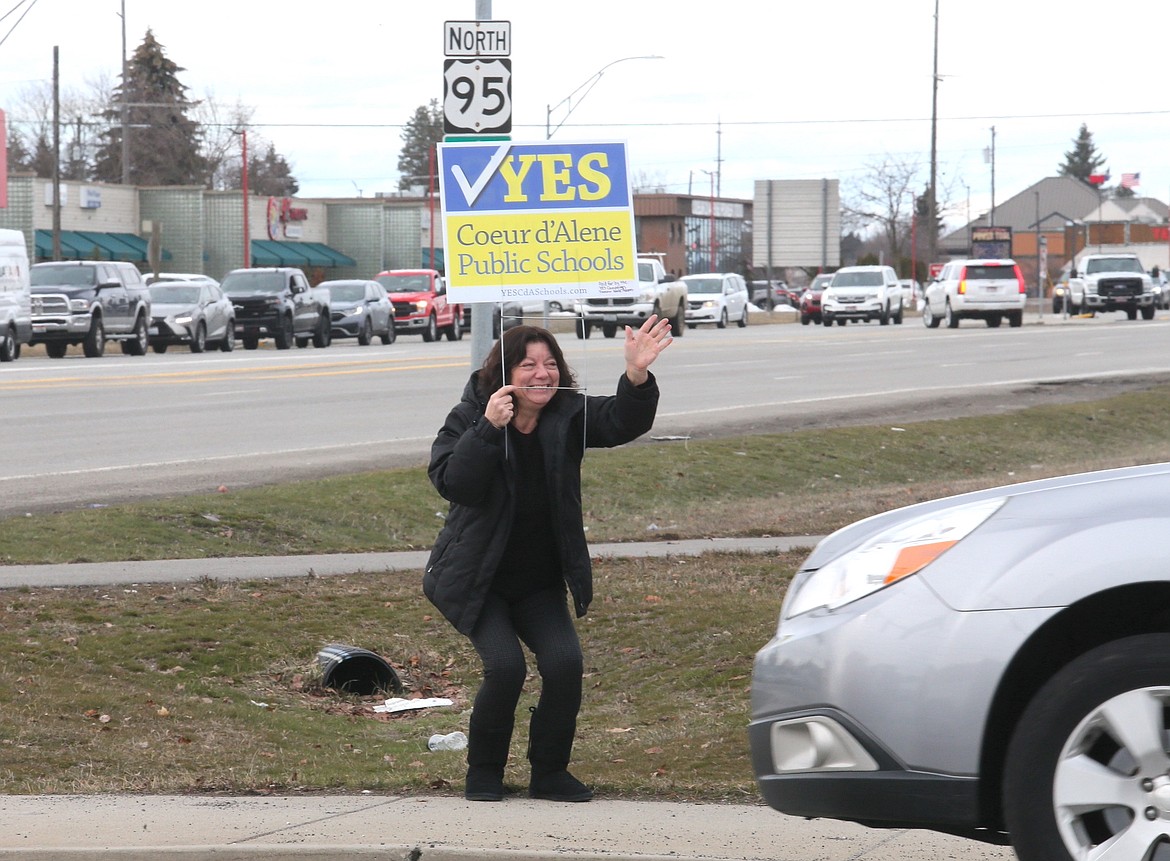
<box><xmin>316</xmin><ymin>643</ymin><xmax>403</xmax><ymax>695</ymax></box>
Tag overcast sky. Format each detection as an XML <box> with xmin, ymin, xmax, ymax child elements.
<box><xmin>2</xmin><ymin>0</ymin><xmax>1167</xmax><ymax>230</ymax></box>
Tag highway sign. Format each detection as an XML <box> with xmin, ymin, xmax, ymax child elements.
<box><xmin>444</xmin><ymin>20</ymin><xmax>511</xmax><ymax>57</ymax></box>
<box><xmin>443</xmin><ymin>58</ymin><xmax>512</xmax><ymax>135</ymax></box>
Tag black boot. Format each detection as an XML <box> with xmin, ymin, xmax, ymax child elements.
<box><xmin>465</xmin><ymin>725</ymin><xmax>513</xmax><ymax>802</ymax></box>
<box><xmin>526</xmin><ymin>706</ymin><xmax>593</xmax><ymax>802</ymax></box>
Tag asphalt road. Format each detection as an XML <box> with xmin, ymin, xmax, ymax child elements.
<box><xmin>4</xmin><ymin>308</ymin><xmax>1170</xmax><ymax>516</ymax></box>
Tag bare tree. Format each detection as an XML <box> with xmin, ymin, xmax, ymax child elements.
<box><xmin>196</xmin><ymin>94</ymin><xmax>255</xmax><ymax>190</ymax></box>
<box><xmin>842</xmin><ymin>154</ymin><xmax>924</xmax><ymax>265</ymax></box>
<box><xmin>6</xmin><ymin>75</ymin><xmax>110</xmax><ymax>179</ymax></box>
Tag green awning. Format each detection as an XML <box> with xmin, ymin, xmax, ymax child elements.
<box><xmin>250</xmin><ymin>239</ymin><xmax>355</xmax><ymax>268</ymax></box>
<box><xmin>34</xmin><ymin>229</ymin><xmax>171</xmax><ymax>262</ymax></box>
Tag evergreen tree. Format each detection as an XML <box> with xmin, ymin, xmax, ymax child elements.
<box><xmin>31</xmin><ymin>132</ymin><xmax>55</xmax><ymax>178</ymax></box>
<box><xmin>915</xmin><ymin>184</ymin><xmax>942</xmax><ymax>252</ymax></box>
<box><xmin>91</xmin><ymin>29</ymin><xmax>206</xmax><ymax>185</ymax></box>
<box><xmin>248</xmin><ymin>143</ymin><xmax>299</xmax><ymax>197</ymax></box>
<box><xmin>1058</xmin><ymin>123</ymin><xmax>1107</xmax><ymax>182</ymax></box>
<box><xmin>6</xmin><ymin>127</ymin><xmax>33</xmax><ymax>173</ymax></box>
<box><xmin>397</xmin><ymin>100</ymin><xmax>443</xmax><ymax>192</ymax></box>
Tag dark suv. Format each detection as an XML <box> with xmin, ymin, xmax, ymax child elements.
<box><xmin>221</xmin><ymin>267</ymin><xmax>332</xmax><ymax>350</ymax></box>
<box><xmin>29</xmin><ymin>261</ymin><xmax>151</xmax><ymax>358</ymax></box>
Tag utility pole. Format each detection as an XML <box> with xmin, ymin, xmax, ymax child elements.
<box><xmin>120</xmin><ymin>0</ymin><xmax>129</xmax><ymax>185</ymax></box>
<box><xmin>51</xmin><ymin>46</ymin><xmax>61</xmax><ymax>260</ymax></box>
<box><xmin>927</xmin><ymin>0</ymin><xmax>939</xmax><ymax>268</ymax></box>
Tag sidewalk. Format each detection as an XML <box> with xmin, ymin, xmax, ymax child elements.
<box><xmin>0</xmin><ymin>793</ymin><xmax>1012</xmax><ymax>860</ymax></box>
<box><xmin>0</xmin><ymin>538</ymin><xmax>1010</xmax><ymax>860</ymax></box>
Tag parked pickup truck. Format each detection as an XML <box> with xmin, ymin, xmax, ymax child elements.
<box><xmin>29</xmin><ymin>260</ymin><xmax>151</xmax><ymax>358</ymax></box>
<box><xmin>573</xmin><ymin>255</ymin><xmax>687</xmax><ymax>339</ymax></box>
<box><xmin>374</xmin><ymin>269</ymin><xmax>462</xmax><ymax>342</ymax></box>
<box><xmin>221</xmin><ymin>267</ymin><xmax>332</xmax><ymax>350</ymax></box>
<box><xmin>1066</xmin><ymin>253</ymin><xmax>1156</xmax><ymax>320</ymax></box>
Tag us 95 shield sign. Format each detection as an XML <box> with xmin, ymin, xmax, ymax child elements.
<box><xmin>437</xmin><ymin>140</ymin><xmax>637</xmax><ymax>304</ymax></box>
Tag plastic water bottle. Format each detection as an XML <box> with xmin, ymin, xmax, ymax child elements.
<box><xmin>428</xmin><ymin>731</ymin><xmax>468</xmax><ymax>752</ymax></box>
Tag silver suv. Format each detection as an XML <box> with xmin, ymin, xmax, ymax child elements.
<box><xmin>820</xmin><ymin>265</ymin><xmax>903</xmax><ymax>326</ymax></box>
<box><xmin>750</xmin><ymin>460</ymin><xmax>1170</xmax><ymax>861</ymax></box>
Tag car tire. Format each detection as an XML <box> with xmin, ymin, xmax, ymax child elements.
<box><xmin>189</xmin><ymin>322</ymin><xmax>206</xmax><ymax>353</ymax></box>
<box><xmin>381</xmin><ymin>325</ymin><xmax>396</xmax><ymax>345</ymax></box>
<box><xmin>671</xmin><ymin>302</ymin><xmax>685</xmax><ymax>336</ymax></box>
<box><xmin>45</xmin><ymin>341</ymin><xmax>68</xmax><ymax>358</ymax></box>
<box><xmin>576</xmin><ymin>319</ymin><xmax>592</xmax><ymax>339</ymax></box>
<box><xmin>220</xmin><ymin>325</ymin><xmax>235</xmax><ymax>352</ymax></box>
<box><xmin>922</xmin><ymin>300</ymin><xmax>940</xmax><ymax>328</ymax></box>
<box><xmin>1007</xmin><ymin>311</ymin><xmax>1023</xmax><ymax>328</ymax></box>
<box><xmin>243</xmin><ymin>335</ymin><xmax>259</xmax><ymax>350</ymax></box>
<box><xmin>313</xmin><ymin>314</ymin><xmax>331</xmax><ymax>348</ymax></box>
<box><xmin>822</xmin><ymin>314</ymin><xmax>833</xmax><ymax>327</ymax></box>
<box><xmin>717</xmin><ymin>308</ymin><xmax>728</xmax><ymax>329</ymax></box>
<box><xmin>602</xmin><ymin>322</ymin><xmax>618</xmax><ymax>339</ymax></box>
<box><xmin>1003</xmin><ymin>634</ymin><xmax>1170</xmax><ymax>861</ymax></box>
<box><xmin>738</xmin><ymin>306</ymin><xmax>748</xmax><ymax>328</ymax></box>
<box><xmin>836</xmin><ymin>317</ymin><xmax>847</xmax><ymax>326</ymax></box>
<box><xmin>274</xmin><ymin>315</ymin><xmax>294</xmax><ymax>350</ymax></box>
<box><xmin>800</xmin><ymin>314</ymin><xmax>810</xmax><ymax>325</ymax></box>
<box><xmin>1142</xmin><ymin>305</ymin><xmax>1156</xmax><ymax>320</ymax></box>
<box><xmin>879</xmin><ymin>304</ymin><xmax>890</xmax><ymax>325</ymax></box>
<box><xmin>0</xmin><ymin>324</ymin><xmax>15</xmax><ymax>362</ymax></box>
<box><xmin>82</xmin><ymin>316</ymin><xmax>105</xmax><ymax>358</ymax></box>
<box><xmin>124</xmin><ymin>314</ymin><xmax>148</xmax><ymax>356</ymax></box>
<box><xmin>945</xmin><ymin>301</ymin><xmax>959</xmax><ymax>329</ymax></box>
<box><xmin>296</xmin><ymin>337</ymin><xmax>310</xmax><ymax>348</ymax></box>
<box><xmin>357</xmin><ymin>318</ymin><xmax>372</xmax><ymax>346</ymax></box>
<box><xmin>422</xmin><ymin>314</ymin><xmax>438</xmax><ymax>343</ymax></box>
<box><xmin>445</xmin><ymin>318</ymin><xmax>463</xmax><ymax>341</ymax></box>
<box><xmin>986</xmin><ymin>315</ymin><xmax>1002</xmax><ymax>328</ymax></box>
<box><xmin>893</xmin><ymin>303</ymin><xmax>903</xmax><ymax>324</ymax></box>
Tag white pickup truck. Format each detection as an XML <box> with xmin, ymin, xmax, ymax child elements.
<box><xmin>573</xmin><ymin>255</ymin><xmax>687</xmax><ymax>339</ymax></box>
<box><xmin>1066</xmin><ymin>253</ymin><xmax>1156</xmax><ymax>320</ymax></box>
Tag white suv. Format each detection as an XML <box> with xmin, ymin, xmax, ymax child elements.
<box><xmin>821</xmin><ymin>265</ymin><xmax>903</xmax><ymax>326</ymax></box>
<box><xmin>922</xmin><ymin>258</ymin><xmax>1026</xmax><ymax>329</ymax></box>
<box><xmin>680</xmin><ymin>273</ymin><xmax>749</xmax><ymax>329</ymax></box>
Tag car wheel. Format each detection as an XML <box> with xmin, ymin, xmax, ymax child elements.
<box><xmin>945</xmin><ymin>301</ymin><xmax>959</xmax><ymax>329</ymax></box>
<box><xmin>83</xmin><ymin>316</ymin><xmax>106</xmax><ymax>358</ymax></box>
<box><xmin>738</xmin><ymin>306</ymin><xmax>748</xmax><ymax>328</ymax></box>
<box><xmin>189</xmin><ymin>322</ymin><xmax>207</xmax><ymax>353</ymax></box>
<box><xmin>602</xmin><ymin>322</ymin><xmax>618</xmax><ymax>339</ymax></box>
<box><xmin>1142</xmin><ymin>305</ymin><xmax>1156</xmax><ymax>320</ymax></box>
<box><xmin>45</xmin><ymin>341</ymin><xmax>68</xmax><ymax>358</ymax></box>
<box><xmin>0</xmin><ymin>324</ymin><xmax>15</xmax><ymax>362</ymax></box>
<box><xmin>381</xmin><ymin>325</ymin><xmax>396</xmax><ymax>345</ymax></box>
<box><xmin>836</xmin><ymin>317</ymin><xmax>847</xmax><ymax>326</ymax></box>
<box><xmin>274</xmin><ymin>315</ymin><xmax>294</xmax><ymax>350</ymax></box>
<box><xmin>1003</xmin><ymin>634</ymin><xmax>1170</xmax><ymax>861</ymax></box>
<box><xmin>313</xmin><ymin>314</ymin><xmax>331</xmax><ymax>347</ymax></box>
<box><xmin>800</xmin><ymin>314</ymin><xmax>810</xmax><ymax>325</ymax></box>
<box><xmin>357</xmin><ymin>318</ymin><xmax>372</xmax><ymax>346</ymax></box>
<box><xmin>717</xmin><ymin>308</ymin><xmax>728</xmax><ymax>329</ymax></box>
<box><xmin>150</xmin><ymin>342</ymin><xmax>168</xmax><ymax>354</ymax></box>
<box><xmin>445</xmin><ymin>317</ymin><xmax>463</xmax><ymax>341</ymax></box>
<box><xmin>576</xmin><ymin>319</ymin><xmax>592</xmax><ymax>339</ymax></box>
<box><xmin>671</xmin><ymin>302</ymin><xmax>685</xmax><ymax>336</ymax></box>
<box><xmin>822</xmin><ymin>314</ymin><xmax>833</xmax><ymax>327</ymax></box>
<box><xmin>893</xmin><ymin>303</ymin><xmax>904</xmax><ymax>324</ymax></box>
<box><xmin>986</xmin><ymin>315</ymin><xmax>1002</xmax><ymax>328</ymax></box>
<box><xmin>1007</xmin><ymin>311</ymin><xmax>1023</xmax><ymax>328</ymax></box>
<box><xmin>124</xmin><ymin>314</ymin><xmax>148</xmax><ymax>356</ymax></box>
<box><xmin>243</xmin><ymin>335</ymin><xmax>259</xmax><ymax>350</ymax></box>
<box><xmin>922</xmin><ymin>300</ymin><xmax>938</xmax><ymax>328</ymax></box>
<box><xmin>1053</xmin><ymin>297</ymin><xmax>1064</xmax><ymax>314</ymax></box>
<box><xmin>295</xmin><ymin>336</ymin><xmax>310</xmax><ymax>348</ymax></box>
<box><xmin>220</xmin><ymin>324</ymin><xmax>235</xmax><ymax>352</ymax></box>
<box><xmin>422</xmin><ymin>314</ymin><xmax>438</xmax><ymax>342</ymax></box>
<box><xmin>879</xmin><ymin>304</ymin><xmax>890</xmax><ymax>325</ymax></box>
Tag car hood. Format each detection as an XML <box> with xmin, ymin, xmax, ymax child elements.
<box><xmin>804</xmin><ymin>461</ymin><xmax>1170</xmax><ymax>573</ymax></box>
<box><xmin>151</xmin><ymin>302</ymin><xmax>199</xmax><ymax>316</ymax></box>
<box><xmin>386</xmin><ymin>290</ymin><xmax>433</xmax><ymax>301</ymax></box>
<box><xmin>331</xmin><ymin>300</ymin><xmax>364</xmax><ymax>311</ymax></box>
<box><xmin>31</xmin><ymin>284</ymin><xmax>94</xmax><ymax>296</ymax></box>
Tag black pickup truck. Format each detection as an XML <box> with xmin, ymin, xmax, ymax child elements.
<box><xmin>29</xmin><ymin>260</ymin><xmax>152</xmax><ymax>358</ymax></box>
<box><xmin>221</xmin><ymin>267</ymin><xmax>332</xmax><ymax>350</ymax></box>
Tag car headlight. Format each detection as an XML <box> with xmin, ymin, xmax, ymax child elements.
<box><xmin>783</xmin><ymin>497</ymin><xmax>1006</xmax><ymax>619</ymax></box>
<box><xmin>69</xmin><ymin>298</ymin><xmax>93</xmax><ymax>312</ymax></box>
<box><xmin>702</xmin><ymin>299</ymin><xmax>717</xmax><ymax>309</ymax></box>
<box><xmin>175</xmin><ymin>314</ymin><xmax>194</xmax><ymax>325</ymax></box>
<box><xmin>413</xmin><ymin>300</ymin><xmax>427</xmax><ymax>313</ymax></box>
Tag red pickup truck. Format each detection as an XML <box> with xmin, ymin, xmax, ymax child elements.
<box><xmin>373</xmin><ymin>269</ymin><xmax>462</xmax><ymax>342</ymax></box>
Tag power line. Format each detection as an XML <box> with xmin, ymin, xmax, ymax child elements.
<box><xmin>0</xmin><ymin>0</ymin><xmax>38</xmax><ymax>49</ymax></box>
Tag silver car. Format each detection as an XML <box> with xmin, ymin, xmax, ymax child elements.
<box><xmin>148</xmin><ymin>281</ymin><xmax>235</xmax><ymax>353</ymax></box>
<box><xmin>320</xmin><ymin>279</ymin><xmax>394</xmax><ymax>346</ymax></box>
<box><xmin>750</xmin><ymin>461</ymin><xmax>1170</xmax><ymax>861</ymax></box>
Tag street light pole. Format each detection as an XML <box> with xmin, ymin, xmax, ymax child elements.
<box><xmin>231</xmin><ymin>128</ymin><xmax>249</xmax><ymax>268</ymax></box>
<box><xmin>545</xmin><ymin>55</ymin><xmax>663</xmax><ymax>139</ymax></box>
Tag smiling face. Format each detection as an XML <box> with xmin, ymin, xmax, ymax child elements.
<box><xmin>510</xmin><ymin>341</ymin><xmax>561</xmax><ymax>412</ymax></box>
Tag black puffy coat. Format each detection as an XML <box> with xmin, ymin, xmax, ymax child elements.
<box><xmin>424</xmin><ymin>371</ymin><xmax>659</xmax><ymax>635</ymax></box>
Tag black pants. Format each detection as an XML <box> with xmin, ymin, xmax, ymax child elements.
<box><xmin>466</xmin><ymin>588</ymin><xmax>583</xmax><ymax>769</ymax></box>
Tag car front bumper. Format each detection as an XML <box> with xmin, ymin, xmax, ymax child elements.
<box><xmin>30</xmin><ymin>314</ymin><xmax>92</xmax><ymax>340</ymax></box>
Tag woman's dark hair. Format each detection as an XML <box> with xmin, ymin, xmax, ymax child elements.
<box><xmin>477</xmin><ymin>325</ymin><xmax>577</xmax><ymax>400</ymax></box>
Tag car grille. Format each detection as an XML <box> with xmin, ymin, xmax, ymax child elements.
<box><xmin>230</xmin><ymin>298</ymin><xmax>274</xmax><ymax>320</ymax></box>
<box><xmin>152</xmin><ymin>319</ymin><xmax>177</xmax><ymax>337</ymax></box>
<box><xmin>330</xmin><ymin>310</ymin><xmax>348</xmax><ymax>322</ymax></box>
<box><xmin>583</xmin><ymin>297</ymin><xmax>634</xmax><ymax>308</ymax></box>
<box><xmin>1098</xmin><ymin>277</ymin><xmax>1142</xmax><ymax>298</ymax></box>
<box><xmin>833</xmin><ymin>293</ymin><xmax>868</xmax><ymax>304</ymax></box>
<box><xmin>392</xmin><ymin>301</ymin><xmax>416</xmax><ymax>316</ymax></box>
<box><xmin>31</xmin><ymin>294</ymin><xmax>69</xmax><ymax>315</ymax></box>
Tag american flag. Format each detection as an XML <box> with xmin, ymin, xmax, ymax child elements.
<box><xmin>1121</xmin><ymin>172</ymin><xmax>1141</xmax><ymax>189</ymax></box>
